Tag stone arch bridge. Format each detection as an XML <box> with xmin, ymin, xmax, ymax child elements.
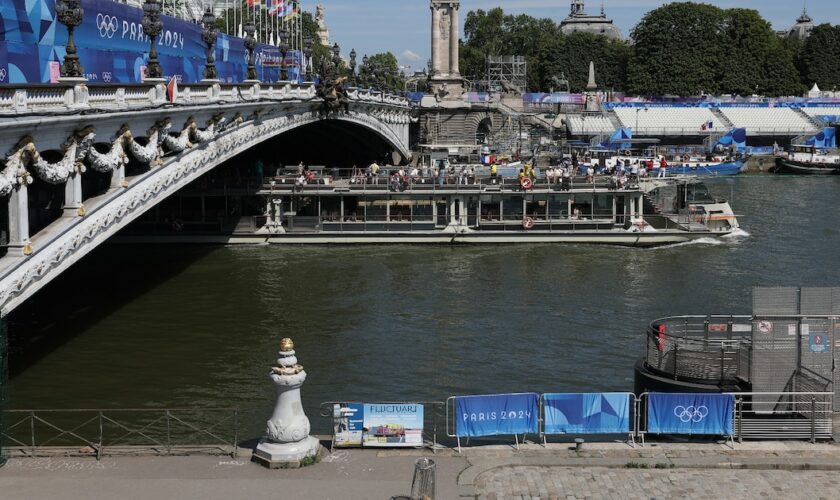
<box><xmin>0</xmin><ymin>81</ymin><xmax>413</xmax><ymax>316</ymax></box>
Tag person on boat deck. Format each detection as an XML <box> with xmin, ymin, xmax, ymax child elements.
<box><xmin>437</xmin><ymin>165</ymin><xmax>446</xmax><ymax>186</ymax></box>
<box><xmin>370</xmin><ymin>161</ymin><xmax>380</xmax><ymax>184</ymax></box>
<box><xmin>545</xmin><ymin>166</ymin><xmax>555</xmax><ymax>185</ymax></box>
<box><xmin>658</xmin><ymin>156</ymin><xmax>668</xmax><ymax>178</ymax></box>
<box><xmin>490</xmin><ymin>163</ymin><xmax>498</xmax><ymax>178</ymax></box>
<box><xmin>561</xmin><ymin>166</ymin><xmax>571</xmax><ymax>191</ymax></box>
<box><xmin>629</xmin><ymin>162</ymin><xmax>639</xmax><ymax>182</ymax></box>
<box><xmin>409</xmin><ymin>166</ymin><xmax>419</xmax><ymax>181</ymax></box>
<box><xmin>518</xmin><ymin>168</ymin><xmax>526</xmax><ymax>183</ymax></box>
<box><xmin>586</xmin><ymin>165</ymin><xmax>594</xmax><ymax>184</ymax></box>
<box><xmin>295</xmin><ymin>173</ymin><xmax>306</xmax><ymax>191</ymax></box>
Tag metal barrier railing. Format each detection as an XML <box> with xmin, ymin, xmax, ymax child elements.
<box><xmin>733</xmin><ymin>392</ymin><xmax>834</xmax><ymax>443</ymax></box>
<box><xmin>0</xmin><ymin>409</ymin><xmax>243</xmax><ymax>459</ymax></box>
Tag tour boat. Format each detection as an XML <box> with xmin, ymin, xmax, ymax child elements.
<box><xmin>123</xmin><ymin>170</ymin><xmax>740</xmax><ymax>247</ymax></box>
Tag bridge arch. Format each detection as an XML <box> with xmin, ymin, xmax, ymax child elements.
<box><xmin>0</xmin><ymin>103</ymin><xmax>410</xmax><ymax>316</ymax></box>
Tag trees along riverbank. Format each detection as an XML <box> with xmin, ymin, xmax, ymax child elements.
<box><xmin>460</xmin><ymin>3</ymin><xmax>840</xmax><ymax>97</ymax></box>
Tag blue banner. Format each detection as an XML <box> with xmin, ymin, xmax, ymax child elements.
<box><xmin>455</xmin><ymin>393</ymin><xmax>539</xmax><ymax>438</ymax></box>
<box><xmin>544</xmin><ymin>393</ymin><xmax>631</xmax><ymax>435</ymax></box>
<box><xmin>0</xmin><ymin>0</ymin><xmax>286</xmax><ymax>84</ymax></box>
<box><xmin>647</xmin><ymin>393</ymin><xmax>733</xmax><ymax>436</ymax></box>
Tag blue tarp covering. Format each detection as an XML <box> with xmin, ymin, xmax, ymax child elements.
<box><xmin>647</xmin><ymin>393</ymin><xmax>734</xmax><ymax>436</ymax></box>
<box><xmin>454</xmin><ymin>393</ymin><xmax>539</xmax><ymax>438</ymax></box>
<box><xmin>543</xmin><ymin>393</ymin><xmax>631</xmax><ymax>435</ymax></box>
<box><xmin>802</xmin><ymin>128</ymin><xmax>837</xmax><ymax>148</ymax></box>
<box><xmin>0</xmin><ymin>0</ymin><xmax>288</xmax><ymax>84</ymax></box>
<box><xmin>714</xmin><ymin>128</ymin><xmax>747</xmax><ymax>152</ymax></box>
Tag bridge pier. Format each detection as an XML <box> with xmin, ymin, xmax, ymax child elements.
<box><xmin>6</xmin><ymin>184</ymin><xmax>30</xmax><ymax>256</ymax></box>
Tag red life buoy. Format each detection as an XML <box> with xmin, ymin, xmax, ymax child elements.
<box><xmin>522</xmin><ymin>217</ymin><xmax>535</xmax><ymax>230</ymax></box>
<box><xmin>520</xmin><ymin>177</ymin><xmax>533</xmax><ymax>190</ymax></box>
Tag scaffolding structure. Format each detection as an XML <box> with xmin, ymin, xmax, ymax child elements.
<box><xmin>486</xmin><ymin>56</ymin><xmax>527</xmax><ymax>95</ymax></box>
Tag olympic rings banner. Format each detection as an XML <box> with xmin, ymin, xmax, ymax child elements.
<box><xmin>543</xmin><ymin>393</ymin><xmax>631</xmax><ymax>435</ymax></box>
<box><xmin>0</xmin><ymin>0</ymin><xmax>284</xmax><ymax>84</ymax></box>
<box><xmin>647</xmin><ymin>393</ymin><xmax>734</xmax><ymax>436</ymax></box>
<box><xmin>455</xmin><ymin>393</ymin><xmax>539</xmax><ymax>438</ymax></box>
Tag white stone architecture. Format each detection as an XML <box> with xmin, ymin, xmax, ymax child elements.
<box><xmin>315</xmin><ymin>3</ymin><xmax>331</xmax><ymax>47</ymax></box>
<box><xmin>429</xmin><ymin>0</ymin><xmax>463</xmax><ymax>98</ymax></box>
<box><xmin>559</xmin><ymin>1</ymin><xmax>622</xmax><ymax>40</ymax></box>
<box><xmin>254</xmin><ymin>338</ymin><xmax>321</xmax><ymax>468</ymax></box>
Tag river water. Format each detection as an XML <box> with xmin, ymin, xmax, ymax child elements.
<box><xmin>6</xmin><ymin>176</ymin><xmax>840</xmax><ymax>434</ymax></box>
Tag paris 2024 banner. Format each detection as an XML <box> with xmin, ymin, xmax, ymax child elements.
<box><xmin>0</xmin><ymin>0</ymin><xmax>287</xmax><ymax>85</ymax></box>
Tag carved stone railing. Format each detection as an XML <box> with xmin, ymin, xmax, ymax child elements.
<box><xmin>0</xmin><ymin>82</ymin><xmax>410</xmax><ymax>116</ymax></box>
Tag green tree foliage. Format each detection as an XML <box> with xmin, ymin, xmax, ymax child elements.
<box><xmin>358</xmin><ymin>53</ymin><xmax>405</xmax><ymax>91</ymax></box>
<box><xmin>462</xmin><ymin>8</ymin><xmax>619</xmax><ymax>92</ymax></box>
<box><xmin>627</xmin><ymin>2</ymin><xmax>804</xmax><ymax>96</ymax></box>
<box><xmin>799</xmin><ymin>24</ymin><xmax>840</xmax><ymax>91</ymax></box>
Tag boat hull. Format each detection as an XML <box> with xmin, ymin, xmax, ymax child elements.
<box><xmin>113</xmin><ymin>229</ymin><xmax>732</xmax><ymax>248</ymax></box>
<box><xmin>773</xmin><ymin>158</ymin><xmax>840</xmax><ymax>175</ymax></box>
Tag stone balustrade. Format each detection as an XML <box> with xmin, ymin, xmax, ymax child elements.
<box><xmin>0</xmin><ymin>82</ymin><xmax>410</xmax><ymax>116</ymax></box>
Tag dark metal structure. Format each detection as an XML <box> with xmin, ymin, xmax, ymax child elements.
<box><xmin>56</xmin><ymin>0</ymin><xmax>84</xmax><ymax>79</ymax></box>
<box><xmin>244</xmin><ymin>18</ymin><xmax>257</xmax><ymax>81</ymax></box>
<box><xmin>141</xmin><ymin>0</ymin><xmax>164</xmax><ymax>79</ymax></box>
<box><xmin>201</xmin><ymin>8</ymin><xmax>218</xmax><ymax>81</ymax></box>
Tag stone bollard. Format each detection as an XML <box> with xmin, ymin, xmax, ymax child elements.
<box><xmin>253</xmin><ymin>338</ymin><xmax>322</xmax><ymax>468</ymax></box>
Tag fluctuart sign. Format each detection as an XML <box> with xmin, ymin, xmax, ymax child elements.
<box><xmin>454</xmin><ymin>393</ymin><xmax>539</xmax><ymax>437</ymax></box>
<box><xmin>647</xmin><ymin>393</ymin><xmax>733</xmax><ymax>436</ymax></box>
<box><xmin>543</xmin><ymin>393</ymin><xmax>631</xmax><ymax>435</ymax></box>
<box><xmin>332</xmin><ymin>403</ymin><xmax>424</xmax><ymax>448</ymax></box>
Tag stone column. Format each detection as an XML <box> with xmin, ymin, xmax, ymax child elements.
<box><xmin>449</xmin><ymin>2</ymin><xmax>460</xmax><ymax>76</ymax></box>
<box><xmin>63</xmin><ymin>171</ymin><xmax>84</xmax><ymax>216</ymax></box>
<box><xmin>254</xmin><ymin>338</ymin><xmax>321</xmax><ymax>468</ymax></box>
<box><xmin>110</xmin><ymin>163</ymin><xmax>126</xmax><ymax>189</ymax></box>
<box><xmin>430</xmin><ymin>4</ymin><xmax>441</xmax><ymax>76</ymax></box>
<box><xmin>7</xmin><ymin>184</ymin><xmax>31</xmax><ymax>256</ymax></box>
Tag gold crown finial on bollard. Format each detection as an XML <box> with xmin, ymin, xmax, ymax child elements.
<box><xmin>280</xmin><ymin>338</ymin><xmax>295</xmax><ymax>352</ymax></box>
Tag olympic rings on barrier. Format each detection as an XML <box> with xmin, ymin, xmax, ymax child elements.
<box><xmin>673</xmin><ymin>405</ymin><xmax>709</xmax><ymax>423</ymax></box>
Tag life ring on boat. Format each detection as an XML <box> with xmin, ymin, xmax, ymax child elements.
<box><xmin>682</xmin><ymin>154</ymin><xmax>689</xmax><ymax>162</ymax></box>
<box><xmin>624</xmin><ymin>149</ymin><xmax>632</xmax><ymax>156</ymax></box>
<box><xmin>172</xmin><ymin>219</ymin><xmax>184</xmax><ymax>232</ymax></box>
<box><xmin>520</xmin><ymin>177</ymin><xmax>533</xmax><ymax>190</ymax></box>
<box><xmin>522</xmin><ymin>217</ymin><xmax>535</xmax><ymax>230</ymax></box>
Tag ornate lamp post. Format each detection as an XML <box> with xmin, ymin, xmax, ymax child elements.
<box><xmin>349</xmin><ymin>48</ymin><xmax>357</xmax><ymax>86</ymax></box>
<box><xmin>244</xmin><ymin>18</ymin><xmax>257</xmax><ymax>82</ymax></box>
<box><xmin>331</xmin><ymin>43</ymin><xmax>341</xmax><ymax>78</ymax></box>
<box><xmin>201</xmin><ymin>8</ymin><xmax>218</xmax><ymax>81</ymax></box>
<box><xmin>141</xmin><ymin>0</ymin><xmax>164</xmax><ymax>81</ymax></box>
<box><xmin>303</xmin><ymin>37</ymin><xmax>313</xmax><ymax>82</ymax></box>
<box><xmin>361</xmin><ymin>54</ymin><xmax>369</xmax><ymax>87</ymax></box>
<box><xmin>56</xmin><ymin>0</ymin><xmax>85</xmax><ymax>80</ymax></box>
<box><xmin>277</xmin><ymin>28</ymin><xmax>289</xmax><ymax>82</ymax></box>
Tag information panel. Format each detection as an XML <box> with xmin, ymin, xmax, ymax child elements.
<box><xmin>361</xmin><ymin>404</ymin><xmax>424</xmax><ymax>447</ymax></box>
<box><xmin>454</xmin><ymin>393</ymin><xmax>539</xmax><ymax>438</ymax></box>
<box><xmin>543</xmin><ymin>393</ymin><xmax>631</xmax><ymax>435</ymax></box>
<box><xmin>647</xmin><ymin>393</ymin><xmax>734</xmax><ymax>436</ymax></box>
<box><xmin>333</xmin><ymin>403</ymin><xmax>424</xmax><ymax>448</ymax></box>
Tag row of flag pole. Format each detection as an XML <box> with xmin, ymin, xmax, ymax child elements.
<box><xmin>220</xmin><ymin>0</ymin><xmax>302</xmax><ymax>45</ymax></box>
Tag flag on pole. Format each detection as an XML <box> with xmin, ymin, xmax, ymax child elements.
<box><xmin>167</xmin><ymin>76</ymin><xmax>178</xmax><ymax>103</ymax></box>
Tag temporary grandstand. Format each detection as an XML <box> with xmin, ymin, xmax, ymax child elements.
<box><xmin>560</xmin><ymin>101</ymin><xmax>840</xmax><ymax>148</ymax></box>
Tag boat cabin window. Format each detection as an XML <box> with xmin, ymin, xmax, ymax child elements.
<box><xmin>413</xmin><ymin>199</ymin><xmax>434</xmax><ymax>221</ymax></box>
<box><xmin>503</xmin><ymin>196</ymin><xmax>524</xmax><ymax>220</ymax></box>
<box><xmin>682</xmin><ymin>183</ymin><xmax>715</xmax><ymax>204</ymax></box>
<box><xmin>480</xmin><ymin>194</ymin><xmax>502</xmax><ymax>221</ymax></box>
<box><xmin>320</xmin><ymin>197</ymin><xmax>341</xmax><ymax>222</ymax></box>
<box><xmin>548</xmin><ymin>195</ymin><xmax>569</xmax><ymax>219</ymax></box>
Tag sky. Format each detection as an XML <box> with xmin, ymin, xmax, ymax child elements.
<box><xmin>304</xmin><ymin>0</ymin><xmax>840</xmax><ymax>72</ymax></box>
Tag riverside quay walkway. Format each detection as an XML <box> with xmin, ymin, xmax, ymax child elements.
<box><xmin>2</xmin><ymin>441</ymin><xmax>840</xmax><ymax>499</ymax></box>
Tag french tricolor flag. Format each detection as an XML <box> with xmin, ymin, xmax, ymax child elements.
<box><xmin>167</xmin><ymin>76</ymin><xmax>178</xmax><ymax>104</ymax></box>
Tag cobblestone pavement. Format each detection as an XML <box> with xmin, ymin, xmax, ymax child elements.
<box><xmin>474</xmin><ymin>466</ymin><xmax>840</xmax><ymax>500</ymax></box>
